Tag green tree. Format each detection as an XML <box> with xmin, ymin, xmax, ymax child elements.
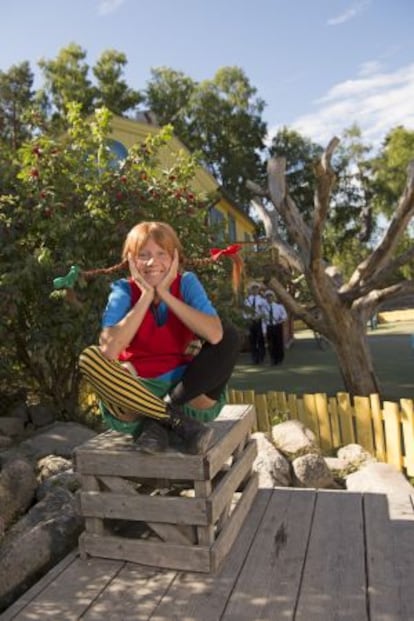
<box><xmin>38</xmin><ymin>43</ymin><xmax>96</xmax><ymax>122</ymax></box>
<box><xmin>0</xmin><ymin>104</ymin><xmax>232</xmax><ymax>414</ymax></box>
<box><xmin>92</xmin><ymin>49</ymin><xmax>142</xmax><ymax>114</ymax></box>
<box><xmin>370</xmin><ymin>126</ymin><xmax>414</xmax><ymax>218</ymax></box>
<box><xmin>144</xmin><ymin>66</ymin><xmax>267</xmax><ymax>209</ymax></box>
<box><xmin>0</xmin><ymin>61</ymin><xmax>35</xmax><ymax>151</ymax></box>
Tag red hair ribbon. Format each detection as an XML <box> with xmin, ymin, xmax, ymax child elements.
<box><xmin>209</xmin><ymin>244</ymin><xmax>242</xmax><ymax>261</ymax></box>
<box><xmin>209</xmin><ymin>244</ymin><xmax>243</xmax><ymax>293</ymax></box>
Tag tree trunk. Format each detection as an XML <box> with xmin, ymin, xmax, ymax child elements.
<box><xmin>329</xmin><ymin>314</ymin><xmax>380</xmax><ymax>397</ymax></box>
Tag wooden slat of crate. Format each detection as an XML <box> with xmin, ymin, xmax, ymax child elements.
<box><xmin>75</xmin><ymin>404</ymin><xmax>255</xmax><ymax>482</ymax></box>
<box><xmin>79</xmin><ymin>531</ymin><xmax>212</xmax><ymax>573</ymax></box>
<box><xmin>75</xmin><ymin>433</ymin><xmax>206</xmax><ymax>480</ymax></box>
<box><xmin>79</xmin><ymin>491</ymin><xmax>209</xmax><ymax>526</ymax></box>
<box><xmin>205</xmin><ymin>405</ymin><xmax>256</xmax><ymax>479</ymax></box>
<box><xmin>210</xmin><ymin>472</ymin><xmax>259</xmax><ymax>572</ymax></box>
<box><xmin>209</xmin><ymin>439</ymin><xmax>257</xmax><ymax>523</ymax></box>
<box><xmin>95</xmin><ymin>475</ymin><xmax>195</xmax><ymax>545</ymax></box>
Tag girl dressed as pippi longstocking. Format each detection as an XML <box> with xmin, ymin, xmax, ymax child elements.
<box><xmin>75</xmin><ymin>221</ymin><xmax>241</xmax><ymax>454</ymax></box>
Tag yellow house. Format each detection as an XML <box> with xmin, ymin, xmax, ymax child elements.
<box><xmin>108</xmin><ymin>114</ymin><xmax>257</xmax><ymax>243</ymax></box>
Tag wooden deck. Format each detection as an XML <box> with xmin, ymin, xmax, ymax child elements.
<box><xmin>2</xmin><ymin>487</ymin><xmax>414</xmax><ymax>621</ymax></box>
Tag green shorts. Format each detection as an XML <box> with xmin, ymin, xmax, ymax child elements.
<box><xmin>100</xmin><ymin>375</ymin><xmax>226</xmax><ymax>437</ymax></box>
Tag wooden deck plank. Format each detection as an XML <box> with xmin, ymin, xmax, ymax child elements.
<box><xmin>221</xmin><ymin>487</ymin><xmax>316</xmax><ymax>621</ymax></box>
<box><xmin>3</xmin><ymin>488</ymin><xmax>414</xmax><ymax>620</ymax></box>
<box><xmin>365</xmin><ymin>493</ymin><xmax>414</xmax><ymax>621</ymax></box>
<box><xmin>148</xmin><ymin>488</ymin><xmax>272</xmax><ymax>621</ymax></box>
<box><xmin>81</xmin><ymin>564</ymin><xmax>177</xmax><ymax>621</ymax></box>
<box><xmin>1</xmin><ymin>555</ymin><xmax>123</xmax><ymax>620</ymax></box>
<box><xmin>295</xmin><ymin>490</ymin><xmax>367</xmax><ymax>621</ymax></box>
<box><xmin>0</xmin><ymin>551</ymin><xmax>79</xmax><ymax>621</ymax></box>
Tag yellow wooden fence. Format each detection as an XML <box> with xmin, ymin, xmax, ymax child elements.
<box><xmin>228</xmin><ymin>389</ymin><xmax>414</xmax><ymax>476</ymax></box>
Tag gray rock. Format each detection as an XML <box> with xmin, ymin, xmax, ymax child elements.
<box><xmin>19</xmin><ymin>422</ymin><xmax>97</xmax><ymax>460</ymax></box>
<box><xmin>36</xmin><ymin>470</ymin><xmax>81</xmax><ymax>500</ymax></box>
<box><xmin>0</xmin><ymin>417</ymin><xmax>25</xmax><ymax>438</ymax></box>
<box><xmin>346</xmin><ymin>462</ymin><xmax>414</xmax><ymax>495</ymax></box>
<box><xmin>272</xmin><ymin>419</ymin><xmax>319</xmax><ymax>458</ymax></box>
<box><xmin>37</xmin><ymin>455</ymin><xmax>73</xmax><ymax>482</ymax></box>
<box><xmin>337</xmin><ymin>443</ymin><xmax>375</xmax><ymax>467</ymax></box>
<box><xmin>252</xmin><ymin>432</ymin><xmax>292</xmax><ymax>488</ymax></box>
<box><xmin>0</xmin><ymin>457</ymin><xmax>37</xmax><ymax>534</ymax></box>
<box><xmin>292</xmin><ymin>453</ymin><xmax>339</xmax><ymax>489</ymax></box>
<box><xmin>27</xmin><ymin>403</ymin><xmax>55</xmax><ymax>428</ymax></box>
<box><xmin>0</xmin><ymin>487</ymin><xmax>83</xmax><ymax>613</ymax></box>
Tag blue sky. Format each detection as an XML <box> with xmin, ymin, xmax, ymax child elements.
<box><xmin>1</xmin><ymin>0</ymin><xmax>413</xmax><ymax>149</ymax></box>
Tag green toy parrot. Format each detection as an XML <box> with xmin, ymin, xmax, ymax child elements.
<box><xmin>53</xmin><ymin>265</ymin><xmax>81</xmax><ymax>290</ymax></box>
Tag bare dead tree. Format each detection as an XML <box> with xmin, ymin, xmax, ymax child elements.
<box><xmin>247</xmin><ymin>138</ymin><xmax>414</xmax><ymax>396</ymax></box>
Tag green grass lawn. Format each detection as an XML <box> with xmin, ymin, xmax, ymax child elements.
<box><xmin>229</xmin><ymin>320</ymin><xmax>414</xmax><ymax>402</ymax></box>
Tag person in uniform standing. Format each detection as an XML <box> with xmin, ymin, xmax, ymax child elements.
<box><xmin>263</xmin><ymin>289</ymin><xmax>288</xmax><ymax>365</ymax></box>
<box><xmin>243</xmin><ymin>282</ymin><xmax>266</xmax><ymax>364</ymax></box>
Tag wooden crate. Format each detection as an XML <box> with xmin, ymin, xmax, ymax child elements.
<box><xmin>74</xmin><ymin>404</ymin><xmax>258</xmax><ymax>573</ymax></box>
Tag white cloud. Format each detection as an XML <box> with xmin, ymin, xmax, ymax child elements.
<box><xmin>98</xmin><ymin>0</ymin><xmax>125</xmax><ymax>16</ymax></box>
<box><xmin>271</xmin><ymin>63</ymin><xmax>414</xmax><ymax>148</ymax></box>
<box><xmin>327</xmin><ymin>0</ymin><xmax>371</xmax><ymax>26</ymax></box>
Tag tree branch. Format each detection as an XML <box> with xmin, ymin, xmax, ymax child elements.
<box><xmin>311</xmin><ymin>137</ymin><xmax>339</xmax><ymax>266</ymax></box>
<box><xmin>346</xmin><ymin>160</ymin><xmax>414</xmax><ymax>291</ymax></box>
<box><xmin>250</xmin><ymin>197</ymin><xmax>304</xmax><ymax>273</ymax></box>
<box><xmin>354</xmin><ymin>279</ymin><xmax>414</xmax><ymax>317</ymax></box>
<box><xmin>267</xmin><ymin>157</ymin><xmax>312</xmax><ymax>257</ymax></box>
<box><xmin>246</xmin><ymin>179</ymin><xmax>269</xmax><ymax>198</ymax></box>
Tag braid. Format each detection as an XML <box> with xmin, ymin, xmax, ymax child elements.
<box><xmin>53</xmin><ymin>243</ymin><xmax>244</xmax><ymax>301</ymax></box>
<box><xmin>81</xmin><ymin>260</ymin><xmax>128</xmax><ymax>280</ymax></box>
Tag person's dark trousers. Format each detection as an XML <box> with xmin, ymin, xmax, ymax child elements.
<box><xmin>169</xmin><ymin>321</ymin><xmax>241</xmax><ymax>405</ymax></box>
<box><xmin>267</xmin><ymin>324</ymin><xmax>284</xmax><ymax>364</ymax></box>
<box><xmin>249</xmin><ymin>319</ymin><xmax>265</xmax><ymax>364</ymax></box>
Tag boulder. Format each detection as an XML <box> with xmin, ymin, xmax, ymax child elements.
<box><xmin>252</xmin><ymin>432</ymin><xmax>292</xmax><ymax>487</ymax></box>
<box><xmin>0</xmin><ymin>487</ymin><xmax>83</xmax><ymax>613</ymax></box>
<box><xmin>292</xmin><ymin>453</ymin><xmax>339</xmax><ymax>489</ymax></box>
<box><xmin>271</xmin><ymin>419</ymin><xmax>319</xmax><ymax>458</ymax></box>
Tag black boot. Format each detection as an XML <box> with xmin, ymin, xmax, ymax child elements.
<box><xmin>134</xmin><ymin>419</ymin><xmax>169</xmax><ymax>454</ymax></box>
<box><xmin>166</xmin><ymin>403</ymin><xmax>214</xmax><ymax>455</ymax></box>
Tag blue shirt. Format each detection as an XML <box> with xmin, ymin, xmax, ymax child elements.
<box><xmin>101</xmin><ymin>271</ymin><xmax>217</xmax><ymax>383</ymax></box>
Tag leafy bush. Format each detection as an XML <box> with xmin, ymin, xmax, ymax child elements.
<box><xmin>0</xmin><ymin>104</ymin><xmax>233</xmax><ymax>416</ymax></box>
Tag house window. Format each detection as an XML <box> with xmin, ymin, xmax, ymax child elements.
<box><xmin>228</xmin><ymin>215</ymin><xmax>236</xmax><ymax>242</ymax></box>
<box><xmin>208</xmin><ymin>206</ymin><xmax>226</xmax><ymax>242</ymax></box>
<box><xmin>107</xmin><ymin>139</ymin><xmax>128</xmax><ymax>168</ymax></box>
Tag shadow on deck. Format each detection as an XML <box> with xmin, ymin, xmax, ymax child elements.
<box><xmin>2</xmin><ymin>487</ymin><xmax>414</xmax><ymax>621</ymax></box>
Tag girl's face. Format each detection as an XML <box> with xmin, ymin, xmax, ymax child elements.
<box><xmin>135</xmin><ymin>237</ymin><xmax>173</xmax><ymax>286</ymax></box>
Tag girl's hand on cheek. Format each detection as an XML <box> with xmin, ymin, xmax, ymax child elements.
<box><xmin>127</xmin><ymin>253</ymin><xmax>155</xmax><ymax>299</ymax></box>
<box><xmin>157</xmin><ymin>249</ymin><xmax>178</xmax><ymax>295</ymax></box>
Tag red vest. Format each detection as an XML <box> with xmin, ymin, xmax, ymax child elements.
<box><xmin>118</xmin><ymin>275</ymin><xmax>196</xmax><ymax>378</ymax></box>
